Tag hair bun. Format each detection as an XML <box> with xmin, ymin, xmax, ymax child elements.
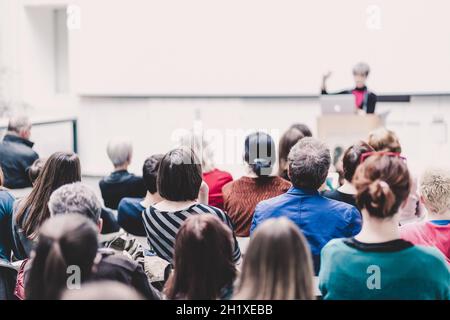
<box><xmin>367</xmin><ymin>179</ymin><xmax>395</xmax><ymax>217</ymax></box>
<box><xmin>252</xmin><ymin>158</ymin><xmax>271</xmax><ymax>177</ymax></box>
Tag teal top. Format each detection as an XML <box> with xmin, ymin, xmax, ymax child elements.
<box><xmin>319</xmin><ymin>238</ymin><xmax>450</xmax><ymax>300</ymax></box>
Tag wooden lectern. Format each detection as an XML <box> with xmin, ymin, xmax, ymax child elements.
<box><xmin>317</xmin><ymin>114</ymin><xmax>382</xmax><ymax>150</ymax></box>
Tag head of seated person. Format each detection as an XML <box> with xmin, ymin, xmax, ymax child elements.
<box><xmin>106</xmin><ymin>138</ymin><xmax>133</xmax><ymax>171</ymax></box>
<box><xmin>243</xmin><ymin>132</ymin><xmax>276</xmax><ymax>179</ymax></box>
<box><xmin>278</xmin><ymin>127</ymin><xmax>305</xmax><ymax>180</ymax></box>
<box><xmin>289</xmin><ymin>123</ymin><xmax>312</xmax><ymax>138</ymax></box>
<box><xmin>15</xmin><ymin>152</ymin><xmax>81</xmax><ymax>241</ymax></box>
<box><xmin>61</xmin><ymin>281</ymin><xmax>143</xmax><ymax>300</ymax></box>
<box><xmin>142</xmin><ymin>154</ymin><xmax>164</xmax><ymax>204</ymax></box>
<box><xmin>117</xmin><ymin>154</ymin><xmax>164</xmax><ymax>235</ymax></box>
<box><xmin>48</xmin><ymin>182</ymin><xmax>103</xmax><ymax>232</ymax></box>
<box><xmin>234</xmin><ymin>217</ymin><xmax>315</xmax><ymax>300</ymax></box>
<box><xmin>26</xmin><ymin>214</ymin><xmax>99</xmax><ymax>300</ymax></box>
<box><xmin>353</xmin><ymin>154</ymin><xmax>411</xmax><ymax>222</ymax></box>
<box><xmin>341</xmin><ymin>141</ymin><xmax>374</xmax><ymax>189</ymax></box>
<box><xmin>164</xmin><ymin>214</ymin><xmax>236</xmax><ymax>300</ymax></box>
<box><xmin>287</xmin><ymin>137</ymin><xmax>331</xmax><ymax>191</ymax></box>
<box><xmin>28</xmin><ymin>158</ymin><xmax>46</xmax><ymax>186</ymax></box>
<box><xmin>368</xmin><ymin>127</ymin><xmax>402</xmax><ymax>154</ymax></box>
<box><xmin>419</xmin><ymin>168</ymin><xmax>450</xmax><ymax>218</ymax></box>
<box><xmin>7</xmin><ymin>115</ymin><xmax>32</xmax><ymax>141</ymax></box>
<box><xmin>157</xmin><ymin>147</ymin><xmax>203</xmax><ymax>203</ymax></box>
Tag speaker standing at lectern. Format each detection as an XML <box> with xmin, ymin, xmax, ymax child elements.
<box><xmin>321</xmin><ymin>62</ymin><xmax>377</xmax><ymax>114</ymax></box>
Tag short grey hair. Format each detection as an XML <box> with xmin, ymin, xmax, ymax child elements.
<box><xmin>419</xmin><ymin>168</ymin><xmax>450</xmax><ymax>215</ymax></box>
<box><xmin>106</xmin><ymin>139</ymin><xmax>133</xmax><ymax>167</ymax></box>
<box><xmin>8</xmin><ymin>115</ymin><xmax>31</xmax><ymax>133</ymax></box>
<box><xmin>48</xmin><ymin>182</ymin><xmax>102</xmax><ymax>223</ymax></box>
<box><xmin>353</xmin><ymin>62</ymin><xmax>370</xmax><ymax>76</ymax></box>
<box><xmin>288</xmin><ymin>137</ymin><xmax>331</xmax><ymax>190</ymax></box>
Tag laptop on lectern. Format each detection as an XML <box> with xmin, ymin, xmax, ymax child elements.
<box><xmin>320</xmin><ymin>94</ymin><xmax>355</xmax><ymax>115</ymax></box>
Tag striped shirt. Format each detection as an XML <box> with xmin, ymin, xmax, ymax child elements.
<box><xmin>142</xmin><ymin>203</ymin><xmax>241</xmax><ymax>264</ymax></box>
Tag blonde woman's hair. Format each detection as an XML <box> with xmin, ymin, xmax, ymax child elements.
<box><xmin>419</xmin><ymin>168</ymin><xmax>450</xmax><ymax>215</ymax></box>
<box><xmin>234</xmin><ymin>217</ymin><xmax>315</xmax><ymax>300</ymax></box>
<box><xmin>368</xmin><ymin>127</ymin><xmax>402</xmax><ymax>153</ymax></box>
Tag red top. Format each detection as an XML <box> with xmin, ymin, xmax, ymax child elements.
<box><xmin>203</xmin><ymin>169</ymin><xmax>233</xmax><ymax>209</ymax></box>
<box><xmin>400</xmin><ymin>221</ymin><xmax>450</xmax><ymax>264</ymax></box>
<box><xmin>351</xmin><ymin>89</ymin><xmax>366</xmax><ymax>109</ymax></box>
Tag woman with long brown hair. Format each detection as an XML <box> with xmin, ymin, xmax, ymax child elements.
<box><xmin>12</xmin><ymin>152</ymin><xmax>81</xmax><ymax>259</ymax></box>
<box><xmin>164</xmin><ymin>214</ymin><xmax>237</xmax><ymax>300</ymax></box>
<box><xmin>234</xmin><ymin>217</ymin><xmax>315</xmax><ymax>300</ymax></box>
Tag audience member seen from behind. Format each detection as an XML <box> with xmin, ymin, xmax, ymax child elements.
<box><xmin>165</xmin><ymin>214</ymin><xmax>236</xmax><ymax>300</ymax></box>
<box><xmin>0</xmin><ymin>167</ymin><xmax>15</xmax><ymax>262</ymax></box>
<box><xmin>278</xmin><ymin>127</ymin><xmax>305</xmax><ymax>181</ymax></box>
<box><xmin>61</xmin><ymin>281</ymin><xmax>144</xmax><ymax>300</ymax></box>
<box><xmin>177</xmin><ymin>132</ymin><xmax>232</xmax><ymax>209</ymax></box>
<box><xmin>323</xmin><ymin>141</ymin><xmax>374</xmax><ymax>208</ymax></box>
<box><xmin>99</xmin><ymin>139</ymin><xmax>146</xmax><ymax>209</ymax></box>
<box><xmin>28</xmin><ymin>158</ymin><xmax>46</xmax><ymax>186</ymax></box>
<box><xmin>0</xmin><ymin>116</ymin><xmax>39</xmax><ymax>189</ymax></box>
<box><xmin>234</xmin><ymin>217</ymin><xmax>315</xmax><ymax>300</ymax></box>
<box><xmin>401</xmin><ymin>168</ymin><xmax>450</xmax><ymax>263</ymax></box>
<box><xmin>12</xmin><ymin>152</ymin><xmax>81</xmax><ymax>259</ymax></box>
<box><xmin>319</xmin><ymin>155</ymin><xmax>450</xmax><ymax>300</ymax></box>
<box><xmin>251</xmin><ymin>138</ymin><xmax>361</xmax><ymax>274</ymax></box>
<box><xmin>26</xmin><ymin>214</ymin><xmax>99</xmax><ymax>300</ymax></box>
<box><xmin>118</xmin><ymin>154</ymin><xmax>164</xmax><ymax>236</ymax></box>
<box><xmin>28</xmin><ymin>182</ymin><xmax>160</xmax><ymax>300</ymax></box>
<box><xmin>368</xmin><ymin>127</ymin><xmax>424</xmax><ymax>224</ymax></box>
<box><xmin>143</xmin><ymin>147</ymin><xmax>241</xmax><ymax>264</ymax></box>
<box><xmin>223</xmin><ymin>132</ymin><xmax>291</xmax><ymax>237</ymax></box>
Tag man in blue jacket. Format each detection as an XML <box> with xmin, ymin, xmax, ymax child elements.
<box><xmin>0</xmin><ymin>116</ymin><xmax>39</xmax><ymax>189</ymax></box>
<box><xmin>251</xmin><ymin>137</ymin><xmax>361</xmax><ymax>274</ymax></box>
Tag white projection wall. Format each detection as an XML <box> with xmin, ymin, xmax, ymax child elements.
<box><xmin>69</xmin><ymin>0</ymin><xmax>450</xmax><ymax>96</ymax></box>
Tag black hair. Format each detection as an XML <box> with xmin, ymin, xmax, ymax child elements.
<box><xmin>157</xmin><ymin>148</ymin><xmax>202</xmax><ymax>202</ymax></box>
<box><xmin>143</xmin><ymin>154</ymin><xmax>164</xmax><ymax>194</ymax></box>
<box><xmin>244</xmin><ymin>132</ymin><xmax>275</xmax><ymax>177</ymax></box>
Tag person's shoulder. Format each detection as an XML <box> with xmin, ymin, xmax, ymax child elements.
<box><xmin>222</xmin><ymin>177</ymin><xmax>250</xmax><ymax>193</ymax></box>
<box><xmin>0</xmin><ymin>189</ymin><xmax>15</xmax><ymax>202</ymax></box>
<box><xmin>255</xmin><ymin>191</ymin><xmax>291</xmax><ymax>212</ymax></box>
<box><xmin>196</xmin><ymin>203</ymin><xmax>226</xmax><ymax>216</ymax></box>
<box><xmin>399</xmin><ymin>221</ymin><xmax>426</xmax><ymax>235</ymax></box>
<box><xmin>98</xmin><ymin>249</ymin><xmax>141</xmax><ymax>273</ymax></box>
<box><xmin>323</xmin><ymin>238</ymin><xmax>347</xmax><ymax>252</ymax></box>
<box><xmin>118</xmin><ymin>197</ymin><xmax>143</xmax><ymax>210</ymax></box>
<box><xmin>272</xmin><ymin>176</ymin><xmax>292</xmax><ymax>189</ymax></box>
<box><xmin>321</xmin><ymin>194</ymin><xmax>357</xmax><ymax>212</ymax></box>
<box><xmin>214</xmin><ymin>169</ymin><xmax>233</xmax><ymax>181</ymax></box>
<box><xmin>411</xmin><ymin>244</ymin><xmax>448</xmax><ymax>263</ymax></box>
<box><xmin>322</xmin><ymin>189</ymin><xmax>339</xmax><ymax>199</ymax></box>
<box><xmin>222</xmin><ymin>179</ymin><xmax>235</xmax><ymax>195</ymax></box>
<box><xmin>98</xmin><ymin>175</ymin><xmax>109</xmax><ymax>186</ymax></box>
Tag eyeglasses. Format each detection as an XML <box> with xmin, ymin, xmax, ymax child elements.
<box><xmin>360</xmin><ymin>151</ymin><xmax>407</xmax><ymax>164</ymax></box>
